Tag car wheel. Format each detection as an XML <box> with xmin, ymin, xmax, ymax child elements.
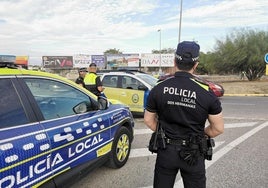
<box><xmin>106</xmin><ymin>126</ymin><xmax>131</xmax><ymax>168</ymax></box>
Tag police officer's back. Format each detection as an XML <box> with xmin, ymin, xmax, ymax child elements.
<box><xmin>144</xmin><ymin>41</ymin><xmax>224</xmax><ymax>188</ymax></box>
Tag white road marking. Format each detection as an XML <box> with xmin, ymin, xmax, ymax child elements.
<box><xmin>224</xmin><ymin>122</ymin><xmax>258</xmax><ymax>128</ymax></box>
<box><xmin>134</xmin><ymin>129</ymin><xmax>153</xmax><ymax>135</ymax></box>
<box><xmin>134</xmin><ymin>122</ymin><xmax>258</xmax><ymax>135</ymax></box>
<box><xmin>206</xmin><ymin>121</ymin><xmax>268</xmax><ymax>168</ymax></box>
<box><xmin>174</xmin><ymin>121</ymin><xmax>268</xmax><ymax>188</ymax></box>
<box><xmin>224</xmin><ymin>116</ymin><xmax>268</xmax><ymax>121</ymax></box>
<box><xmin>137</xmin><ymin>121</ymin><xmax>268</xmax><ymax>188</ymax></box>
<box><xmin>129</xmin><ymin>148</ymin><xmax>156</xmax><ymax>158</ymax></box>
<box><xmin>129</xmin><ymin>141</ymin><xmax>225</xmax><ymax>158</ymax></box>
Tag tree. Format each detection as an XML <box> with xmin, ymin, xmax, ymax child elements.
<box><xmin>198</xmin><ymin>51</ymin><xmax>218</xmax><ymax>74</ymax></box>
<box><xmin>213</xmin><ymin>29</ymin><xmax>268</xmax><ymax>80</ymax></box>
<box><xmin>104</xmin><ymin>48</ymin><xmax>123</xmax><ymax>55</ymax></box>
<box><xmin>152</xmin><ymin>48</ymin><xmax>175</xmax><ymax>54</ymax></box>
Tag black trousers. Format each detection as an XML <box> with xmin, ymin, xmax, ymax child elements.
<box><xmin>153</xmin><ymin>144</ymin><xmax>206</xmax><ymax>188</ymax></box>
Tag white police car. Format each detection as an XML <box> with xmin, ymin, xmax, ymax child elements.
<box><xmin>100</xmin><ymin>70</ymin><xmax>158</xmax><ymax>114</ymax></box>
<box><xmin>0</xmin><ymin>62</ymin><xmax>134</xmax><ymax>188</ymax></box>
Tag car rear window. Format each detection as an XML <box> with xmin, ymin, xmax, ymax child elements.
<box><xmin>0</xmin><ymin>79</ymin><xmax>30</xmax><ymax>128</ymax></box>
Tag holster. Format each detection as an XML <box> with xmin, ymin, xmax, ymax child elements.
<box><xmin>165</xmin><ymin>134</ymin><xmax>215</xmax><ymax>165</ymax></box>
<box><xmin>178</xmin><ymin>134</ymin><xmax>203</xmax><ymax>166</ymax></box>
<box><xmin>203</xmin><ymin>137</ymin><xmax>215</xmax><ymax>160</ymax></box>
<box><xmin>148</xmin><ymin>123</ymin><xmax>166</xmax><ymax>153</ymax></box>
<box><xmin>148</xmin><ymin>132</ymin><xmax>158</xmax><ymax>153</ymax></box>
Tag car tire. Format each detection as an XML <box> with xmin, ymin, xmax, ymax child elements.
<box><xmin>106</xmin><ymin>126</ymin><xmax>131</xmax><ymax>168</ymax></box>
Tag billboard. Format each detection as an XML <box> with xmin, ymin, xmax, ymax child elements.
<box><xmin>106</xmin><ymin>54</ymin><xmax>139</xmax><ymax>67</ymax></box>
<box><xmin>42</xmin><ymin>56</ymin><xmax>73</xmax><ymax>69</ymax></box>
<box><xmin>161</xmin><ymin>54</ymin><xmax>175</xmax><ymax>67</ymax></box>
<box><xmin>0</xmin><ymin>55</ymin><xmax>16</xmax><ymax>63</ymax></box>
<box><xmin>91</xmin><ymin>55</ymin><xmax>105</xmax><ymax>69</ymax></box>
<box><xmin>73</xmin><ymin>54</ymin><xmax>91</xmax><ymax>68</ymax></box>
<box><xmin>73</xmin><ymin>54</ymin><xmax>105</xmax><ymax>69</ymax></box>
<box><xmin>15</xmin><ymin>56</ymin><xmax>28</xmax><ymax>67</ymax></box>
<box><xmin>141</xmin><ymin>54</ymin><xmax>174</xmax><ymax>67</ymax></box>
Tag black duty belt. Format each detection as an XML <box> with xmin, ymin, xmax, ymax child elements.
<box><xmin>165</xmin><ymin>138</ymin><xmax>189</xmax><ymax>146</ymax></box>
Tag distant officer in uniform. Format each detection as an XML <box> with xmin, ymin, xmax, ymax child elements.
<box><xmin>144</xmin><ymin>41</ymin><xmax>224</xmax><ymax>188</ymax></box>
<box><xmin>75</xmin><ymin>67</ymin><xmax>87</xmax><ymax>88</ymax></box>
<box><xmin>84</xmin><ymin>63</ymin><xmax>104</xmax><ymax>96</ymax></box>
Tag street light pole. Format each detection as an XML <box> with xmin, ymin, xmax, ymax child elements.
<box><xmin>158</xmin><ymin>29</ymin><xmax>162</xmax><ymax>74</ymax></box>
<box><xmin>178</xmin><ymin>0</ymin><xmax>183</xmax><ymax>42</ymax></box>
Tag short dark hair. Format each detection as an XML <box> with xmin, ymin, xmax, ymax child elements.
<box><xmin>175</xmin><ymin>57</ymin><xmax>197</xmax><ymax>71</ymax></box>
<box><xmin>89</xmin><ymin>63</ymin><xmax>97</xmax><ymax>67</ymax></box>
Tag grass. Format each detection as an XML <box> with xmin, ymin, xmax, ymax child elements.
<box><xmin>200</xmin><ymin>75</ymin><xmax>268</xmax><ymax>95</ymax></box>
<box><xmin>220</xmin><ymin>80</ymin><xmax>268</xmax><ymax>95</ymax></box>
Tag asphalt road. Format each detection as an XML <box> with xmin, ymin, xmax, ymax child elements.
<box><xmin>70</xmin><ymin>96</ymin><xmax>268</xmax><ymax>188</ymax></box>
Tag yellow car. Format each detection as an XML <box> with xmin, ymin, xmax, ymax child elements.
<box><xmin>100</xmin><ymin>71</ymin><xmax>158</xmax><ymax>114</ymax></box>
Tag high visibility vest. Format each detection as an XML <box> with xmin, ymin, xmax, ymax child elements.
<box><xmin>84</xmin><ymin>73</ymin><xmax>99</xmax><ymax>95</ymax></box>
<box><xmin>84</xmin><ymin>73</ymin><xmax>97</xmax><ymax>85</ymax></box>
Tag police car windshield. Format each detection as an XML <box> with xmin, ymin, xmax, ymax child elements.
<box><xmin>136</xmin><ymin>74</ymin><xmax>158</xmax><ymax>87</ymax></box>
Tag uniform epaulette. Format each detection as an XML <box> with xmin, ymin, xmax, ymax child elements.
<box><xmin>190</xmin><ymin>76</ymin><xmax>209</xmax><ymax>91</ymax></box>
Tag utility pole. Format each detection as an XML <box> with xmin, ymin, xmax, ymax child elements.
<box><xmin>178</xmin><ymin>0</ymin><xmax>183</xmax><ymax>43</ymax></box>
<box><xmin>157</xmin><ymin>29</ymin><xmax>162</xmax><ymax>74</ymax></box>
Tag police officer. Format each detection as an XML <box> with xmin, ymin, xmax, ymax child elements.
<box><xmin>144</xmin><ymin>41</ymin><xmax>224</xmax><ymax>188</ymax></box>
<box><xmin>75</xmin><ymin>67</ymin><xmax>87</xmax><ymax>88</ymax></box>
<box><xmin>83</xmin><ymin>63</ymin><xmax>104</xmax><ymax>96</ymax></box>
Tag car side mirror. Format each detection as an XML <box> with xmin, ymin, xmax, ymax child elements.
<box><xmin>138</xmin><ymin>85</ymin><xmax>148</xmax><ymax>91</ymax></box>
<box><xmin>73</xmin><ymin>101</ymin><xmax>91</xmax><ymax>114</ymax></box>
<box><xmin>98</xmin><ymin>96</ymin><xmax>109</xmax><ymax>110</ymax></box>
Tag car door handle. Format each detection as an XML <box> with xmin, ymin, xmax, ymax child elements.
<box><xmin>121</xmin><ymin>92</ymin><xmax>127</xmax><ymax>96</ymax></box>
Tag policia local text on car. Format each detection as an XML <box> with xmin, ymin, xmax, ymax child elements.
<box><xmin>144</xmin><ymin>41</ymin><xmax>224</xmax><ymax>188</ymax></box>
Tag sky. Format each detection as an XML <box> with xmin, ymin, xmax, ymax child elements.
<box><xmin>0</xmin><ymin>0</ymin><xmax>267</xmax><ymax>65</ymax></box>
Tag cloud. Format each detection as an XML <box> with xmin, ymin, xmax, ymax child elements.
<box><xmin>1</xmin><ymin>0</ymin><xmax>157</xmax><ymax>56</ymax></box>
<box><xmin>183</xmin><ymin>0</ymin><xmax>268</xmax><ymax>28</ymax></box>
<box><xmin>0</xmin><ymin>0</ymin><xmax>267</xmax><ymax>64</ymax></box>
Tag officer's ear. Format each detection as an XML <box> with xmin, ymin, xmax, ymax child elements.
<box><xmin>174</xmin><ymin>59</ymin><xmax>178</xmax><ymax>70</ymax></box>
<box><xmin>194</xmin><ymin>61</ymin><xmax>199</xmax><ymax>67</ymax></box>
<box><xmin>192</xmin><ymin>61</ymin><xmax>199</xmax><ymax>72</ymax></box>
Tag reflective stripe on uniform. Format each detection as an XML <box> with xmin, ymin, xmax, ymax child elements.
<box><xmin>190</xmin><ymin>78</ymin><xmax>209</xmax><ymax>91</ymax></box>
<box><xmin>84</xmin><ymin>73</ymin><xmax>97</xmax><ymax>85</ymax></box>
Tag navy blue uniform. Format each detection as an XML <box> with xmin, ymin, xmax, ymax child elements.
<box><xmin>146</xmin><ymin>71</ymin><xmax>222</xmax><ymax>188</ymax></box>
<box><xmin>84</xmin><ymin>72</ymin><xmax>103</xmax><ymax>96</ymax></box>
<box><xmin>75</xmin><ymin>76</ymin><xmax>85</xmax><ymax>88</ymax></box>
